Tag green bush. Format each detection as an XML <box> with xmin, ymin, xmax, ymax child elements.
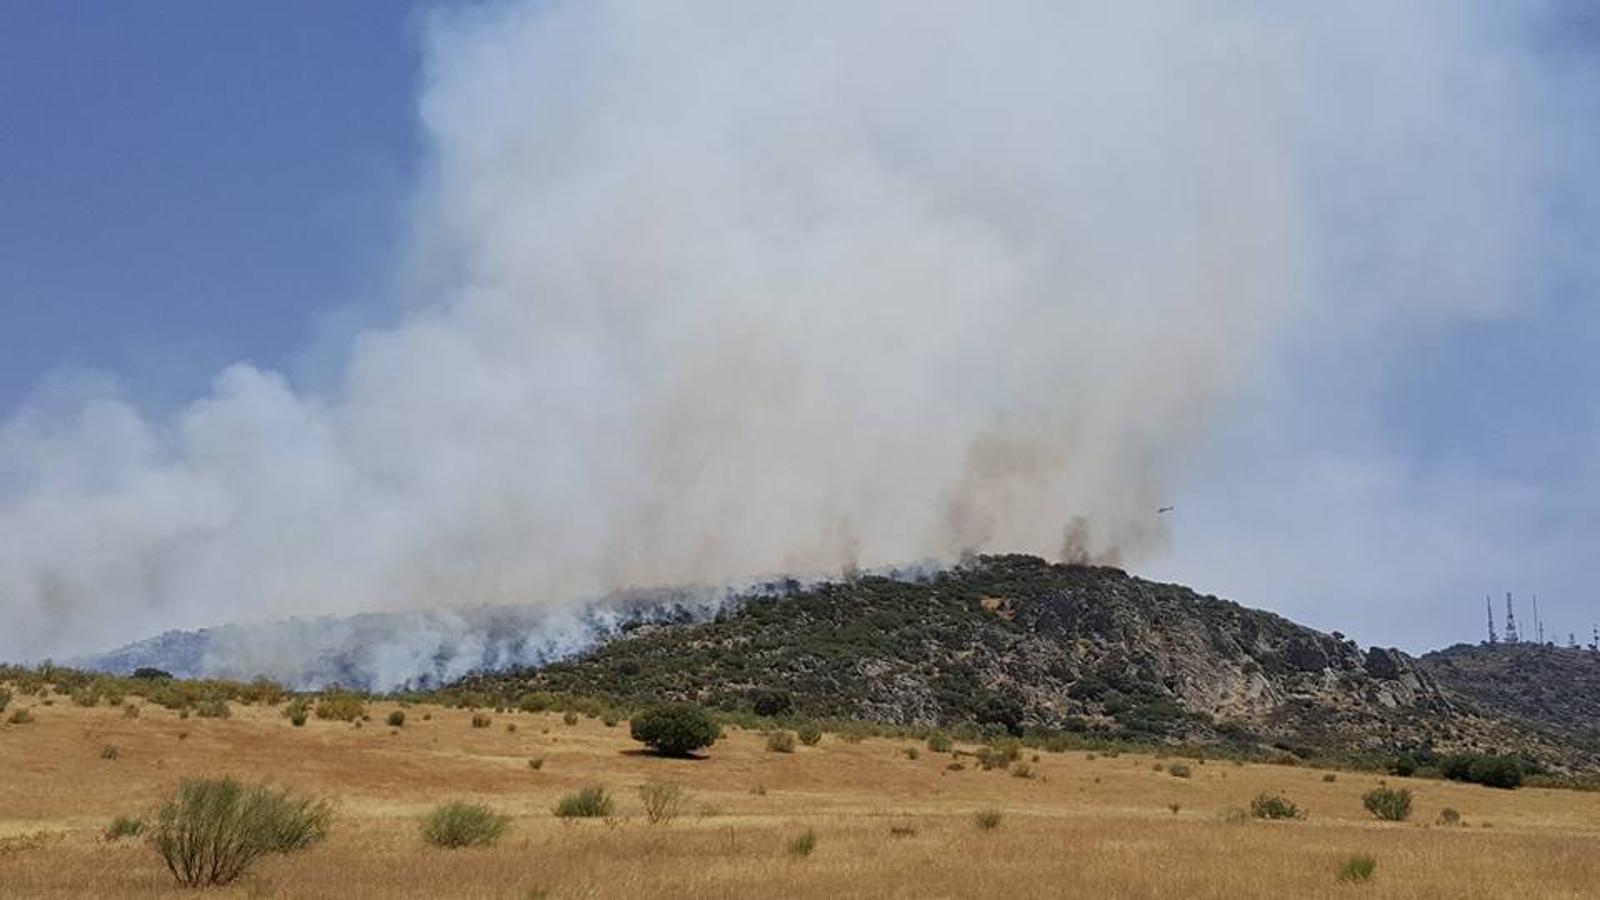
<box><xmin>766</xmin><ymin>730</ymin><xmax>797</xmax><ymax>753</ymax></box>
<box><xmin>787</xmin><ymin>829</ymin><xmax>817</xmax><ymax>857</ymax></box>
<box><xmin>554</xmin><ymin>786</ymin><xmax>614</xmax><ymax>819</ymax></box>
<box><xmin>101</xmin><ymin>744</ymin><xmax>120</xmax><ymax>760</ymax></box>
<box><xmin>149</xmin><ymin>778</ymin><xmax>330</xmax><ymax>887</ymax></box>
<box><xmin>528</xmin><ymin>757</ymin><xmax>545</xmax><ymax>770</ymax></box>
<box><xmin>1362</xmin><ymin>786</ymin><xmax>1412</xmax><ymax>822</ymax></box>
<box><xmin>105</xmin><ymin>815</ymin><xmax>145</xmax><ymax>841</ymax></box>
<box><xmin>1437</xmin><ymin>807</ymin><xmax>1462</xmax><ymax>827</ymax></box>
<box><xmin>314</xmin><ymin>693</ymin><xmax>365</xmax><ymax>722</ymax></box>
<box><xmin>797</xmin><ymin>724</ymin><xmax>823</xmax><ymax>746</ymax></box>
<box><xmin>1337</xmin><ymin>855</ymin><xmax>1377</xmax><ymax>883</ymax></box>
<box><xmin>630</xmin><ymin>703</ymin><xmax>721</xmax><ymax>757</ymax></box>
<box><xmin>471</xmin><ymin>713</ymin><xmax>491</xmax><ymax>728</ymax></box>
<box><xmin>976</xmin><ymin>742</ymin><xmax>1020</xmax><ymax>771</ymax></box>
<box><xmin>195</xmin><ymin>698</ymin><xmax>230</xmax><ymax>719</ymax></box>
<box><xmin>639</xmin><ymin>781</ymin><xmax>688</xmax><ymax>825</ymax></box>
<box><xmin>926</xmin><ymin>733</ymin><xmax>953</xmax><ymax>753</ymax></box>
<box><xmin>387</xmin><ymin>710</ymin><xmax>406</xmax><ymax>728</ymax></box>
<box><xmin>1389</xmin><ymin>755</ymin><xmax>1418</xmax><ymax>777</ymax></box>
<box><xmin>1439</xmin><ymin>753</ymin><xmax>1524</xmax><ymax>789</ymax></box>
<box><xmin>421</xmin><ymin>801</ymin><xmax>510</xmax><ymax>848</ymax></box>
<box><xmin>1168</xmin><ymin>763</ymin><xmax>1192</xmax><ymax>778</ymax></box>
<box><xmin>9</xmin><ymin>707</ymin><xmax>34</xmax><ymax>724</ymax></box>
<box><xmin>973</xmin><ymin>808</ymin><xmax>1003</xmax><ymax>830</ymax></box>
<box><xmin>1250</xmin><ymin>793</ymin><xmax>1304</xmax><ymax>820</ymax></box>
<box><xmin>562</xmin><ymin>710</ymin><xmax>579</xmax><ymax>726</ymax></box>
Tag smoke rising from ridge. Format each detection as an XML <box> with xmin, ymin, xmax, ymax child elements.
<box><xmin>0</xmin><ymin>2</ymin><xmax>1572</xmax><ymax>667</ymax></box>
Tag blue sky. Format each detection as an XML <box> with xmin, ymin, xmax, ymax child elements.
<box><xmin>0</xmin><ymin>2</ymin><xmax>1596</xmax><ymax>659</ymax></box>
<box><xmin>0</xmin><ymin>2</ymin><xmax>425</xmax><ymax>413</ymax></box>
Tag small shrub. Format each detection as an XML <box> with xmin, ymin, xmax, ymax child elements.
<box><xmin>903</xmin><ymin>746</ymin><xmax>920</xmax><ymax>760</ymax></box>
<box><xmin>946</xmin><ymin>762</ymin><xmax>965</xmax><ymax>772</ymax></box>
<box><xmin>926</xmin><ymin>733</ymin><xmax>953</xmax><ymax>753</ymax></box>
<box><xmin>314</xmin><ymin>692</ymin><xmax>365</xmax><ymax>722</ymax></box>
<box><xmin>797</xmin><ymin>724</ymin><xmax>822</xmax><ymax>746</ymax></box>
<box><xmin>889</xmin><ymin>824</ymin><xmax>917</xmax><ymax>837</ymax></box>
<box><xmin>149</xmin><ymin>778</ymin><xmax>330</xmax><ymax>887</ymax></box>
<box><xmin>123</xmin><ymin>703</ymin><xmax>140</xmax><ymax>719</ymax></box>
<box><xmin>1250</xmin><ymin>793</ymin><xmax>1304</xmax><ymax>820</ymax></box>
<box><xmin>471</xmin><ymin>713</ymin><xmax>492</xmax><ymax>728</ymax></box>
<box><xmin>1322</xmin><ymin>773</ymin><xmax>1337</xmax><ymax>783</ymax></box>
<box><xmin>1362</xmin><ymin>786</ymin><xmax>1412</xmax><ymax>822</ymax></box>
<box><xmin>766</xmin><ymin>730</ymin><xmax>797</xmax><ymax>753</ymax></box>
<box><xmin>639</xmin><ymin>781</ymin><xmax>688</xmax><ymax>825</ymax></box>
<box><xmin>973</xmin><ymin>808</ymin><xmax>1003</xmax><ymax>830</ymax></box>
<box><xmin>1168</xmin><ymin>763</ymin><xmax>1192</xmax><ymax>778</ymax></box>
<box><xmin>387</xmin><ymin>710</ymin><xmax>406</xmax><ymax>728</ymax></box>
<box><xmin>195</xmin><ymin>698</ymin><xmax>230</xmax><ymax>719</ymax></box>
<box><xmin>554</xmin><ymin>786</ymin><xmax>613</xmax><ymax>819</ymax></box>
<box><xmin>1437</xmin><ymin>807</ymin><xmax>1462</xmax><ymax>826</ymax></box>
<box><xmin>1011</xmin><ymin>763</ymin><xmax>1035</xmax><ymax>779</ymax></box>
<box><xmin>976</xmin><ymin>743</ymin><xmax>1021</xmax><ymax>771</ymax></box>
<box><xmin>1337</xmin><ymin>855</ymin><xmax>1377</xmax><ymax>883</ymax></box>
<box><xmin>1168</xmin><ymin>803</ymin><xmax>1182</xmax><ymax>815</ymax></box>
<box><xmin>629</xmin><ymin>703</ymin><xmax>721</xmax><ymax>757</ymax></box>
<box><xmin>506</xmin><ymin>723</ymin><xmax>517</xmax><ymax>733</ymax></box>
<box><xmin>422</xmin><ymin>800</ymin><xmax>509</xmax><ymax>848</ymax></box>
<box><xmin>1219</xmin><ymin>807</ymin><xmax>1249</xmax><ymax>824</ymax></box>
<box><xmin>105</xmin><ymin>815</ymin><xmax>144</xmax><ymax>841</ymax></box>
<box><xmin>562</xmin><ymin>711</ymin><xmax>579</xmax><ymax>726</ymax></box>
<box><xmin>0</xmin><ymin>688</ymin><xmax>10</xmax><ymax>713</ymax></box>
<box><xmin>290</xmin><ymin>712</ymin><xmax>307</xmax><ymax>727</ymax></box>
<box><xmin>101</xmin><ymin>744</ymin><xmax>120</xmax><ymax>760</ymax></box>
<box><xmin>72</xmin><ymin>687</ymin><xmax>100</xmax><ymax>707</ymax></box>
<box><xmin>787</xmin><ymin>829</ymin><xmax>817</xmax><ymax>857</ymax></box>
<box><xmin>1390</xmin><ymin>756</ymin><xmax>1418</xmax><ymax>777</ymax></box>
<box><xmin>602</xmin><ymin>713</ymin><xmax>619</xmax><ymax>727</ymax></box>
<box><xmin>9</xmin><ymin>707</ymin><xmax>34</xmax><ymax>724</ymax></box>
<box><xmin>528</xmin><ymin>757</ymin><xmax>545</xmax><ymax>770</ymax></box>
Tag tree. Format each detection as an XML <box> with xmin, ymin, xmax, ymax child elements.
<box><xmin>630</xmin><ymin>703</ymin><xmax>721</xmax><ymax>757</ymax></box>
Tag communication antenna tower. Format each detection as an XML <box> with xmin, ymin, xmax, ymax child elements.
<box><xmin>1504</xmin><ymin>592</ymin><xmax>1519</xmax><ymax>644</ymax></box>
<box><xmin>1485</xmin><ymin>596</ymin><xmax>1497</xmax><ymax>646</ymax></box>
<box><xmin>1533</xmin><ymin>594</ymin><xmax>1544</xmax><ymax>645</ymax></box>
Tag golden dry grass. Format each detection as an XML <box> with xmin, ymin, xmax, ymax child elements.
<box><xmin>2</xmin><ymin>693</ymin><xmax>1599</xmax><ymax>898</ymax></box>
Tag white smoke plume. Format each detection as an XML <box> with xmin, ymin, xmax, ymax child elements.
<box><xmin>0</xmin><ymin>2</ymin><xmax>1571</xmax><ymax>673</ymax></box>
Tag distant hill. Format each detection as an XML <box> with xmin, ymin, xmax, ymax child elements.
<box><xmin>464</xmin><ymin>554</ymin><xmax>1597</xmax><ymax>768</ymax></box>
<box><xmin>1420</xmin><ymin>642</ymin><xmax>1600</xmax><ymax>749</ymax></box>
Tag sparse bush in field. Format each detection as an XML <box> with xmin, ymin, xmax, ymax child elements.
<box><xmin>71</xmin><ymin>687</ymin><xmax>99</xmax><ymax>707</ymax></box>
<box><xmin>471</xmin><ymin>713</ymin><xmax>492</xmax><ymax>728</ymax></box>
<box><xmin>1011</xmin><ymin>763</ymin><xmax>1035</xmax><ymax>779</ymax></box>
<box><xmin>629</xmin><ymin>703</ymin><xmax>721</xmax><ymax>757</ymax></box>
<box><xmin>105</xmin><ymin>692</ymin><xmax>124</xmax><ymax>706</ymax></box>
<box><xmin>946</xmin><ymin>762</ymin><xmax>965</xmax><ymax>771</ymax></box>
<box><xmin>422</xmin><ymin>712</ymin><xmax>432</xmax><ymax>721</ymax></box>
<box><xmin>926</xmin><ymin>733</ymin><xmax>953</xmax><ymax>753</ymax></box>
<box><xmin>1168</xmin><ymin>803</ymin><xmax>1182</xmax><ymax>814</ymax></box>
<box><xmin>1152</xmin><ymin>763</ymin><xmax>1165</xmax><ymax>772</ymax></box>
<box><xmin>101</xmin><ymin>744</ymin><xmax>120</xmax><ymax>760</ymax></box>
<box><xmin>314</xmin><ymin>692</ymin><xmax>365</xmax><ymax>722</ymax></box>
<box><xmin>290</xmin><ymin>712</ymin><xmax>307</xmax><ymax>727</ymax></box>
<box><xmin>149</xmin><ymin>777</ymin><xmax>330</xmax><ymax>887</ymax></box>
<box><xmin>1437</xmin><ymin>807</ymin><xmax>1462</xmax><ymax>826</ymax></box>
<box><xmin>1168</xmin><ymin>764</ymin><xmax>1192</xmax><ymax>778</ymax></box>
<box><xmin>105</xmin><ymin>815</ymin><xmax>144</xmax><ymax>840</ymax></box>
<box><xmin>889</xmin><ymin>824</ymin><xmax>917</xmax><ymax>837</ymax></box>
<box><xmin>9</xmin><ymin>707</ymin><xmax>34</xmax><ymax>724</ymax></box>
<box><xmin>1219</xmin><ymin>807</ymin><xmax>1249</xmax><ymax>824</ymax></box>
<box><xmin>1390</xmin><ymin>756</ymin><xmax>1418</xmax><ymax>777</ymax></box>
<box><xmin>766</xmin><ymin>730</ymin><xmax>796</xmax><ymax>753</ymax></box>
<box><xmin>1322</xmin><ymin>773</ymin><xmax>1337</xmax><ymax>783</ymax></box>
<box><xmin>528</xmin><ymin>757</ymin><xmax>545</xmax><ymax>770</ymax></box>
<box><xmin>1337</xmin><ymin>855</ymin><xmax>1376</xmax><ymax>883</ymax></box>
<box><xmin>562</xmin><ymin>711</ymin><xmax>579</xmax><ymax>726</ymax></box>
<box><xmin>506</xmin><ymin>723</ymin><xmax>517</xmax><ymax>733</ymax></box>
<box><xmin>639</xmin><ymin>781</ymin><xmax>688</xmax><ymax>825</ymax></box>
<box><xmin>1250</xmin><ymin>793</ymin><xmax>1304</xmax><ymax>820</ymax></box>
<box><xmin>797</xmin><ymin>724</ymin><xmax>822</xmax><ymax>746</ymax></box>
<box><xmin>750</xmin><ymin>784</ymin><xmax>767</xmax><ymax>796</ymax></box>
<box><xmin>387</xmin><ymin>710</ymin><xmax>405</xmax><ymax>728</ymax></box>
<box><xmin>787</xmin><ymin>829</ymin><xmax>817</xmax><ymax>857</ymax></box>
<box><xmin>195</xmin><ymin>698</ymin><xmax>230</xmax><ymax>719</ymax></box>
<box><xmin>554</xmin><ymin>786</ymin><xmax>613</xmax><ymax>819</ymax></box>
<box><xmin>178</xmin><ymin>707</ymin><xmax>191</xmax><ymax>719</ymax></box>
<box><xmin>602</xmin><ymin>713</ymin><xmax>619</xmax><ymax>727</ymax></box>
<box><xmin>123</xmin><ymin>703</ymin><xmax>140</xmax><ymax>719</ymax></box>
<box><xmin>973</xmin><ymin>809</ymin><xmax>1003</xmax><ymax>830</ymax></box>
<box><xmin>1362</xmin><ymin>786</ymin><xmax>1412</xmax><ymax>822</ymax></box>
<box><xmin>421</xmin><ymin>800</ymin><xmax>510</xmax><ymax>848</ymax></box>
<box><xmin>903</xmin><ymin>747</ymin><xmax>920</xmax><ymax>760</ymax></box>
<box><xmin>976</xmin><ymin>742</ymin><xmax>1021</xmax><ymax>771</ymax></box>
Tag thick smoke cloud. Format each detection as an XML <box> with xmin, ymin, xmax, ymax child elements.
<box><xmin>0</xmin><ymin>2</ymin><xmax>1571</xmax><ymax>667</ymax></box>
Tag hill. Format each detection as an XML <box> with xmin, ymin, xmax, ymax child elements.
<box><xmin>1420</xmin><ymin>642</ymin><xmax>1600</xmax><ymax>748</ymax></box>
<box><xmin>464</xmin><ymin>555</ymin><xmax>1594</xmax><ymax>768</ymax></box>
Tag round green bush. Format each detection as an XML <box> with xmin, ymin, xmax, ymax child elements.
<box><xmin>629</xmin><ymin>703</ymin><xmax>721</xmax><ymax>757</ymax></box>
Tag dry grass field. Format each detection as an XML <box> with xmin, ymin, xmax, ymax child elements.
<box><xmin>3</xmin><ymin>693</ymin><xmax>1599</xmax><ymax>899</ymax></box>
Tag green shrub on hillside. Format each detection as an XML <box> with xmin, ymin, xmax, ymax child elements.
<box><xmin>1362</xmin><ymin>786</ymin><xmax>1412</xmax><ymax>821</ymax></box>
<box><xmin>149</xmin><ymin>778</ymin><xmax>330</xmax><ymax>887</ymax></box>
<box><xmin>554</xmin><ymin>786</ymin><xmax>613</xmax><ymax>819</ymax></box>
<box><xmin>422</xmin><ymin>801</ymin><xmax>509</xmax><ymax>848</ymax></box>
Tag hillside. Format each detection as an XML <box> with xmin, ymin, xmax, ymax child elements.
<box><xmin>1421</xmin><ymin>642</ymin><xmax>1600</xmax><ymax>748</ymax></box>
<box><xmin>465</xmin><ymin>555</ymin><xmax>1591</xmax><ymax>767</ymax></box>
